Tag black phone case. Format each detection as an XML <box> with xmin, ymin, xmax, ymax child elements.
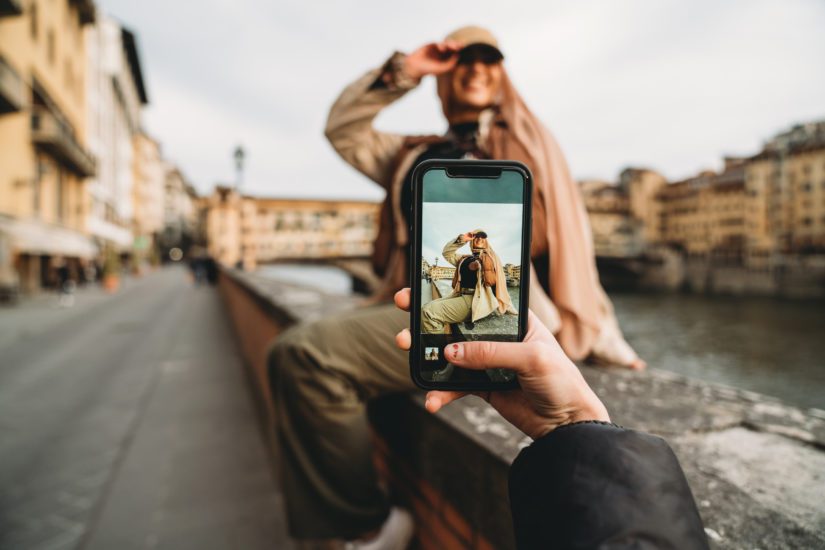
<box><xmin>408</xmin><ymin>159</ymin><xmax>533</xmax><ymax>391</ymax></box>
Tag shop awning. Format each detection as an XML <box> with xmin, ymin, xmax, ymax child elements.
<box><xmin>86</xmin><ymin>217</ymin><xmax>133</xmax><ymax>250</ymax></box>
<box><xmin>0</xmin><ymin>215</ymin><xmax>98</xmax><ymax>258</ymax></box>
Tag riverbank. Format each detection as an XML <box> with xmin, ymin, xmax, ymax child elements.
<box><xmin>225</xmin><ymin>267</ymin><xmax>825</xmax><ymax>549</ymax></box>
<box><xmin>628</xmin><ymin>249</ymin><xmax>825</xmax><ymax>299</ymax></box>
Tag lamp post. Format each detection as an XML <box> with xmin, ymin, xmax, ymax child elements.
<box><xmin>233</xmin><ymin>145</ymin><xmax>245</xmax><ymax>189</ymax></box>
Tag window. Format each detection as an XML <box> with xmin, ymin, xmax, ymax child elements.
<box><xmin>56</xmin><ymin>167</ymin><xmax>64</xmax><ymax>221</ymax></box>
<box><xmin>30</xmin><ymin>1</ymin><xmax>38</xmax><ymax>40</ymax></box>
<box><xmin>34</xmin><ymin>156</ymin><xmax>47</xmax><ymax>216</ymax></box>
<box><xmin>801</xmin><ymin>182</ymin><xmax>812</xmax><ymax>192</ymax></box>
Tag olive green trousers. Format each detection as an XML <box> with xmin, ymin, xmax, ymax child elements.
<box><xmin>421</xmin><ymin>294</ymin><xmax>473</xmax><ymax>333</ymax></box>
<box><xmin>267</xmin><ymin>303</ymin><xmax>413</xmax><ymax>540</ymax></box>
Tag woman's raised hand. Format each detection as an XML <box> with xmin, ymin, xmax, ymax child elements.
<box><xmin>404</xmin><ymin>40</ymin><xmax>462</xmax><ymax>80</ymax></box>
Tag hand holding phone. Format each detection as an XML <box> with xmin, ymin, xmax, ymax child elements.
<box><xmin>394</xmin><ymin>288</ymin><xmax>610</xmax><ymax>439</ymax></box>
<box><xmin>409</xmin><ymin>160</ymin><xmax>532</xmax><ymax>391</ymax></box>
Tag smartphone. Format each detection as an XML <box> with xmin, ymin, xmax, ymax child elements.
<box><xmin>409</xmin><ymin>159</ymin><xmax>532</xmax><ymax>391</ymax></box>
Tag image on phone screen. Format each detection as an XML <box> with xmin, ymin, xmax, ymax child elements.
<box><xmin>415</xmin><ymin>163</ymin><xmax>530</xmax><ymax>386</ymax></box>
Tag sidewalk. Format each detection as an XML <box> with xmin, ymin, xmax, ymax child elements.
<box><xmin>0</xmin><ymin>271</ymin><xmax>148</xmax><ymax>351</ymax></box>
<box><xmin>0</xmin><ymin>266</ymin><xmax>291</xmax><ymax>550</ymax></box>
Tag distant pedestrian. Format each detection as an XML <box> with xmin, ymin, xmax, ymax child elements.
<box><xmin>84</xmin><ymin>262</ymin><xmax>97</xmax><ymax>285</ymax></box>
<box><xmin>204</xmin><ymin>257</ymin><xmax>218</xmax><ymax>285</ymax></box>
<box><xmin>189</xmin><ymin>256</ymin><xmax>206</xmax><ymax>286</ymax></box>
<box><xmin>56</xmin><ymin>261</ymin><xmax>75</xmax><ymax>308</ymax></box>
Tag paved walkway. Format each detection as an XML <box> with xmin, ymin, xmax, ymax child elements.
<box><xmin>0</xmin><ymin>267</ymin><xmax>291</xmax><ymax>550</ymax></box>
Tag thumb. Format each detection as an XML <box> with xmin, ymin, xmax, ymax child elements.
<box><xmin>444</xmin><ymin>341</ymin><xmax>535</xmax><ymax>375</ymax></box>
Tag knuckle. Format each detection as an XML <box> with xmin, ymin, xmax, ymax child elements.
<box><xmin>471</xmin><ymin>341</ymin><xmax>497</xmax><ymax>364</ymax></box>
<box><xmin>526</xmin><ymin>343</ymin><xmax>549</xmax><ymax>371</ymax></box>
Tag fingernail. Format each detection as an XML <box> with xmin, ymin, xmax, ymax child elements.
<box><xmin>425</xmin><ymin>396</ymin><xmax>438</xmax><ymax>412</ymax></box>
<box><xmin>449</xmin><ymin>343</ymin><xmax>463</xmax><ymax>361</ymax></box>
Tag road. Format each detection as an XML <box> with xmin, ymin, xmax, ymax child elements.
<box><xmin>0</xmin><ymin>266</ymin><xmax>291</xmax><ymax>550</ymax></box>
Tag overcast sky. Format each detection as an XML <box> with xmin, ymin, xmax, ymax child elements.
<box><xmin>422</xmin><ymin>202</ymin><xmax>524</xmax><ymax>266</ymax></box>
<box><xmin>100</xmin><ymin>0</ymin><xmax>825</xmax><ymax>201</ymax></box>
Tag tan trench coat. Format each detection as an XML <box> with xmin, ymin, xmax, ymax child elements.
<box><xmin>442</xmin><ymin>237</ymin><xmax>517</xmax><ymax>322</ymax></box>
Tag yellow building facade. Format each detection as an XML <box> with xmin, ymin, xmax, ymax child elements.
<box><xmin>132</xmin><ymin>131</ymin><xmax>164</xmax><ymax>255</ymax></box>
<box><xmin>204</xmin><ymin>187</ymin><xmax>243</xmax><ymax>267</ymax></box>
<box><xmin>656</xmin><ymin>175</ymin><xmax>710</xmax><ymax>255</ymax></box>
<box><xmin>579</xmin><ymin>123</ymin><xmax>824</xmax><ymax>276</ymax></box>
<box><xmin>787</xmin><ymin>148</ymin><xmax>825</xmax><ymax>251</ymax></box>
<box><xmin>579</xmin><ymin>179</ymin><xmax>642</xmax><ymax>257</ymax></box>
<box><xmin>655</xmin><ymin>166</ymin><xmax>747</xmax><ymax>260</ymax></box>
<box><xmin>503</xmin><ymin>263</ymin><xmax>521</xmax><ymax>286</ymax></box>
<box><xmin>0</xmin><ymin>0</ymin><xmax>97</xmax><ymax>294</ymax></box>
<box><xmin>707</xmin><ymin>159</ymin><xmax>746</xmax><ymax>263</ymax></box>
<box><xmin>744</xmin><ymin>122</ymin><xmax>825</xmax><ymax>267</ymax></box>
<box><xmin>621</xmin><ymin>168</ymin><xmax>667</xmax><ymax>243</ymax></box>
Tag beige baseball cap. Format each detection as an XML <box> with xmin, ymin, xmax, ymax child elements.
<box><xmin>445</xmin><ymin>25</ymin><xmax>504</xmax><ymax>60</ymax></box>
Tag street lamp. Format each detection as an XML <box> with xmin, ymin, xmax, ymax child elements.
<box><xmin>233</xmin><ymin>145</ymin><xmax>245</xmax><ymax>189</ymax></box>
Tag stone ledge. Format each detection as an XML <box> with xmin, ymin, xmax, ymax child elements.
<box><xmin>219</xmin><ymin>267</ymin><xmax>825</xmax><ymax>549</ymax></box>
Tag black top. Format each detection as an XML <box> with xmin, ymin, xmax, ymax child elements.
<box><xmin>458</xmin><ymin>256</ymin><xmax>479</xmax><ymax>290</ymax></box>
<box><xmin>509</xmin><ymin>421</ymin><xmax>709</xmax><ymax>549</ymax></box>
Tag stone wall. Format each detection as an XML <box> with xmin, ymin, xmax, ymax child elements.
<box><xmin>637</xmin><ymin>250</ymin><xmax>825</xmax><ymax>298</ymax></box>
<box><xmin>218</xmin><ymin>267</ymin><xmax>825</xmax><ymax>549</ymax></box>
<box><xmin>217</xmin><ymin>268</ymin><xmax>285</xmax><ymax>422</ymax></box>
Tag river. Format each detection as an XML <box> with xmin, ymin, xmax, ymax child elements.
<box><xmin>611</xmin><ymin>292</ymin><xmax>825</xmax><ymax>411</ymax></box>
<box><xmin>257</xmin><ymin>264</ymin><xmax>825</xmax><ymax>411</ymax></box>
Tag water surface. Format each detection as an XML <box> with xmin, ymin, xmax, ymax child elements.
<box><xmin>611</xmin><ymin>292</ymin><xmax>825</xmax><ymax>410</ymax></box>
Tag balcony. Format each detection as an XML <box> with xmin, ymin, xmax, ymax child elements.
<box><xmin>31</xmin><ymin>106</ymin><xmax>96</xmax><ymax>177</ymax></box>
<box><xmin>0</xmin><ymin>56</ymin><xmax>24</xmax><ymax>114</ymax></box>
<box><xmin>0</xmin><ymin>0</ymin><xmax>23</xmax><ymax>17</ymax></box>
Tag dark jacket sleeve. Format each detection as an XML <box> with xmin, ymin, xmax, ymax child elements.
<box><xmin>509</xmin><ymin>421</ymin><xmax>708</xmax><ymax>550</ymax></box>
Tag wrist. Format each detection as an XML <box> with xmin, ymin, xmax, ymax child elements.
<box><xmin>381</xmin><ymin>52</ymin><xmax>420</xmax><ymax>91</ymax></box>
<box><xmin>569</xmin><ymin>390</ymin><xmax>610</xmax><ymax>424</ymax></box>
<box><xmin>533</xmin><ymin>392</ymin><xmax>610</xmax><ymax>440</ymax></box>
<box><xmin>403</xmin><ymin>64</ymin><xmax>423</xmax><ymax>80</ymax></box>
<box><xmin>400</xmin><ymin>54</ymin><xmax>424</xmax><ymax>81</ymax></box>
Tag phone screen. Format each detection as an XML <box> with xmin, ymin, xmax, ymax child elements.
<box><xmin>412</xmin><ymin>162</ymin><xmax>531</xmax><ymax>388</ymax></box>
